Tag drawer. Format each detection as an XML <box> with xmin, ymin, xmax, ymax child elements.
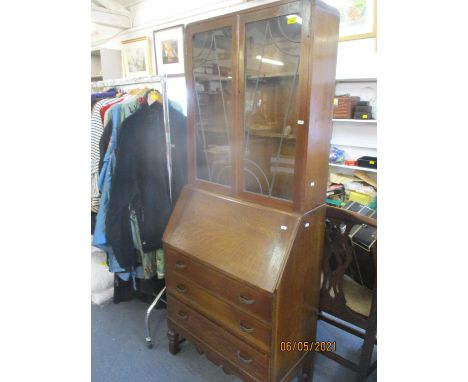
<box><xmin>168</xmin><ymin>295</ymin><xmax>269</xmax><ymax>381</ymax></box>
<box><xmin>167</xmin><ymin>272</ymin><xmax>271</xmax><ymax>353</ymax></box>
<box><xmin>165</xmin><ymin>246</ymin><xmax>273</xmax><ymax>323</ymax></box>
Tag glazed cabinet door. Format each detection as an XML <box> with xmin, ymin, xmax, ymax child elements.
<box><xmin>186</xmin><ymin>17</ymin><xmax>238</xmax><ymax>192</ymax></box>
<box><xmin>238</xmin><ymin>1</ymin><xmax>307</xmax><ymax>206</ymax></box>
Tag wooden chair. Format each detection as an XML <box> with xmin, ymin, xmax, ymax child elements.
<box><xmin>317</xmin><ymin>206</ymin><xmax>377</xmax><ymax>381</ymax></box>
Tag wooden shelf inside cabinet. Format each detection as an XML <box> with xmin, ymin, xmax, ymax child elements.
<box><xmin>246</xmin><ymin>73</ymin><xmax>297</xmax><ymax>80</ymax></box>
<box><xmin>193</xmin><ymin>73</ymin><xmax>232</xmax><ymax>81</ymax></box>
<box><xmin>199</xmin><ymin>125</ymin><xmax>229</xmax><ymax>134</ymax></box>
<box><xmin>249</xmin><ymin>129</ymin><xmax>296</xmax><ymax>140</ymax></box>
<box><xmin>329</xmin><ymin>163</ymin><xmax>377</xmax><ymax>173</ymax></box>
<box><xmin>332</xmin><ymin>119</ymin><xmax>377</xmax><ymax>124</ymax></box>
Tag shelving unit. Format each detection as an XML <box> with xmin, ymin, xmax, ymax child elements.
<box><xmin>329</xmin><ymin>163</ymin><xmax>377</xmax><ymax>173</ymax></box>
<box><xmin>330</xmin><ymin>78</ymin><xmax>377</xmax><ymax>177</ymax></box>
<box><xmin>333</xmin><ymin>118</ymin><xmax>377</xmax><ymax>124</ymax></box>
<box><xmin>336</xmin><ymin>78</ymin><xmax>377</xmax><ymax>83</ymax></box>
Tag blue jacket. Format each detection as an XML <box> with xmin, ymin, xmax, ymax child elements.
<box><xmin>92</xmin><ymin>104</ymin><xmax>129</xmax><ymax>276</ymax></box>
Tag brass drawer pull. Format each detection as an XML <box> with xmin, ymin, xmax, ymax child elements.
<box><xmin>175</xmin><ymin>261</ymin><xmax>186</xmax><ymax>269</ymax></box>
<box><xmin>177</xmin><ymin>310</ymin><xmax>188</xmax><ymax>320</ymax></box>
<box><xmin>237</xmin><ymin>351</ymin><xmax>253</xmax><ymax>364</ymax></box>
<box><xmin>176</xmin><ymin>284</ymin><xmax>187</xmax><ymax>294</ymax></box>
<box><xmin>239</xmin><ymin>294</ymin><xmax>255</xmax><ymax>305</ymax></box>
<box><xmin>239</xmin><ymin>322</ymin><xmax>255</xmax><ymax>333</ymax></box>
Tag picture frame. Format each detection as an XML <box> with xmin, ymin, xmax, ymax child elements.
<box><xmin>153</xmin><ymin>25</ymin><xmax>185</xmax><ymax>76</ymax></box>
<box><xmin>327</xmin><ymin>0</ymin><xmax>377</xmax><ymax>41</ymax></box>
<box><xmin>121</xmin><ymin>37</ymin><xmax>153</xmax><ymax>78</ymax></box>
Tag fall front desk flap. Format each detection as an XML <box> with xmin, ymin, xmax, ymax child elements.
<box><xmin>163</xmin><ymin>186</ymin><xmax>302</xmax><ymax>293</ymax></box>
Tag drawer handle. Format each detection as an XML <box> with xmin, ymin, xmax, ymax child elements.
<box><xmin>176</xmin><ymin>284</ymin><xmax>187</xmax><ymax>294</ymax></box>
<box><xmin>175</xmin><ymin>261</ymin><xmax>186</xmax><ymax>269</ymax></box>
<box><xmin>240</xmin><ymin>322</ymin><xmax>255</xmax><ymax>333</ymax></box>
<box><xmin>177</xmin><ymin>310</ymin><xmax>188</xmax><ymax>320</ymax></box>
<box><xmin>239</xmin><ymin>294</ymin><xmax>255</xmax><ymax>305</ymax></box>
<box><xmin>237</xmin><ymin>351</ymin><xmax>253</xmax><ymax>364</ymax></box>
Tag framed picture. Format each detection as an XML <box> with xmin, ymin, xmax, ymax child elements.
<box><xmin>121</xmin><ymin>37</ymin><xmax>153</xmax><ymax>78</ymax></box>
<box><xmin>153</xmin><ymin>25</ymin><xmax>185</xmax><ymax>75</ymax></box>
<box><xmin>327</xmin><ymin>0</ymin><xmax>377</xmax><ymax>41</ymax></box>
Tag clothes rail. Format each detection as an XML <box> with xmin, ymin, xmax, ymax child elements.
<box><xmin>92</xmin><ymin>75</ymin><xmax>170</xmax><ymax>348</ymax></box>
<box><xmin>91</xmin><ymin>75</ymin><xmax>164</xmax><ymax>90</ymax></box>
<box><xmin>92</xmin><ymin>75</ymin><xmax>173</xmax><ymax>202</ymax></box>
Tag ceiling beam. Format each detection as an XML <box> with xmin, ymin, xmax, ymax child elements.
<box><xmin>92</xmin><ymin>0</ymin><xmax>131</xmax><ymax>15</ymax></box>
<box><xmin>92</xmin><ymin>5</ymin><xmax>132</xmax><ymax>29</ymax></box>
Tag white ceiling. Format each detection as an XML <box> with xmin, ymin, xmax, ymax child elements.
<box><xmin>91</xmin><ymin>0</ymin><xmax>251</xmax><ymax>44</ymax></box>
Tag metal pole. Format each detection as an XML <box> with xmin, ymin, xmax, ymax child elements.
<box><xmin>144</xmin><ymin>286</ymin><xmax>167</xmax><ymax>348</ymax></box>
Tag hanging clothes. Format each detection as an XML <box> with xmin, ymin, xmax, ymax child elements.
<box><xmin>99</xmin><ymin>95</ymin><xmax>143</xmax><ymax>174</ymax></box>
<box><xmin>92</xmin><ymin>103</ymin><xmax>123</xmax><ymax>253</ymax></box>
<box><xmin>93</xmin><ymin>93</ymin><xmax>143</xmax><ymax>252</ymax></box>
<box><xmin>91</xmin><ymin>98</ymin><xmax>117</xmax><ymax>213</ymax></box>
<box><xmin>91</xmin><ymin>89</ymin><xmax>117</xmax><ymax>103</ymax></box>
<box><xmin>91</xmin><ymin>82</ymin><xmax>186</xmax><ymax>294</ymax></box>
<box><xmin>106</xmin><ymin>101</ymin><xmax>187</xmax><ymax>268</ymax></box>
<box><xmin>93</xmin><ymin>95</ymin><xmax>144</xmax><ymax>280</ymax></box>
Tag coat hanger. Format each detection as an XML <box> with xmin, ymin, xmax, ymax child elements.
<box><xmin>147</xmin><ymin>89</ymin><xmax>163</xmax><ymax>106</ymax></box>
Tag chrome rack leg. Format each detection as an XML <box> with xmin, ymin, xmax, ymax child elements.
<box><xmin>145</xmin><ymin>286</ymin><xmax>166</xmax><ymax>349</ymax></box>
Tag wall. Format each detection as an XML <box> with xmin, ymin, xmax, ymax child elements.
<box><xmin>91</xmin><ymin>0</ymin><xmax>377</xmax><ymax>158</ymax></box>
<box><xmin>336</xmin><ymin>38</ymin><xmax>377</xmax><ymax>80</ymax></box>
<box><xmin>91</xmin><ymin>54</ymin><xmax>101</xmax><ymax>78</ymax></box>
<box><xmin>92</xmin><ymin>1</ymin><xmax>377</xmax><ymax>81</ymax></box>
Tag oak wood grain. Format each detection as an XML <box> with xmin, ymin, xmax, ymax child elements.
<box><xmin>164</xmin><ymin>187</ymin><xmax>300</xmax><ymax>293</ymax></box>
<box><xmin>165</xmin><ymin>243</ymin><xmax>274</xmax><ymax>323</ymax></box>
<box><xmin>168</xmin><ymin>295</ymin><xmax>270</xmax><ymax>381</ymax></box>
<box><xmin>165</xmin><ymin>1</ymin><xmax>339</xmax><ymax>381</ymax></box>
<box><xmin>166</xmin><ymin>271</ymin><xmax>272</xmax><ymax>353</ymax></box>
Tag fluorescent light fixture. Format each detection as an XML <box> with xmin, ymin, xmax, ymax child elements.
<box><xmin>255</xmin><ymin>55</ymin><xmax>284</xmax><ymax>66</ymax></box>
<box><xmin>286</xmin><ymin>14</ymin><xmax>302</xmax><ymax>24</ymax></box>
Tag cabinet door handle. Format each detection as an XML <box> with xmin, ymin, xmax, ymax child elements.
<box><xmin>239</xmin><ymin>322</ymin><xmax>255</xmax><ymax>333</ymax></box>
<box><xmin>175</xmin><ymin>261</ymin><xmax>186</xmax><ymax>269</ymax></box>
<box><xmin>239</xmin><ymin>294</ymin><xmax>255</xmax><ymax>305</ymax></box>
<box><xmin>177</xmin><ymin>310</ymin><xmax>188</xmax><ymax>320</ymax></box>
<box><xmin>237</xmin><ymin>351</ymin><xmax>253</xmax><ymax>364</ymax></box>
<box><xmin>176</xmin><ymin>284</ymin><xmax>187</xmax><ymax>294</ymax></box>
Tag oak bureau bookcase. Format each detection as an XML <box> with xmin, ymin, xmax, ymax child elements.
<box><xmin>162</xmin><ymin>1</ymin><xmax>339</xmax><ymax>380</ymax></box>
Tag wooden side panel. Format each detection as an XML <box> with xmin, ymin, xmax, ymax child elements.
<box><xmin>299</xmin><ymin>1</ymin><xmax>340</xmax><ymax>212</ymax></box>
<box><xmin>271</xmin><ymin>205</ymin><xmax>326</xmax><ymax>381</ymax></box>
<box><xmin>163</xmin><ymin>187</ymin><xmax>300</xmax><ymax>292</ymax></box>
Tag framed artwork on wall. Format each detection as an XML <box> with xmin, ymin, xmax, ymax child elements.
<box><xmin>121</xmin><ymin>37</ymin><xmax>153</xmax><ymax>78</ymax></box>
<box><xmin>327</xmin><ymin>0</ymin><xmax>377</xmax><ymax>41</ymax></box>
<box><xmin>153</xmin><ymin>25</ymin><xmax>185</xmax><ymax>75</ymax></box>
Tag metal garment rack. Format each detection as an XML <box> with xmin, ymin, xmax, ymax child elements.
<box><xmin>92</xmin><ymin>75</ymin><xmax>170</xmax><ymax>348</ymax></box>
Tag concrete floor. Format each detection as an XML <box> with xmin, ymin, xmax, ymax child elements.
<box><xmin>92</xmin><ymin>299</ymin><xmax>376</xmax><ymax>382</ymax></box>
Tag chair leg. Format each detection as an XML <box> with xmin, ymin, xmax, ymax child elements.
<box><xmin>354</xmin><ymin>320</ymin><xmax>376</xmax><ymax>382</ymax></box>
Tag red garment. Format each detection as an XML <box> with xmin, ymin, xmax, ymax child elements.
<box><xmin>100</xmin><ymin>98</ymin><xmax>125</xmax><ymax>124</ymax></box>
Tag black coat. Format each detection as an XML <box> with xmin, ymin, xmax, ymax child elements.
<box><xmin>106</xmin><ymin>102</ymin><xmax>187</xmax><ymax>268</ymax></box>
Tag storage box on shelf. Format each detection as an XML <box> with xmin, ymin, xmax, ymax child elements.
<box><xmin>330</xmin><ymin>78</ymin><xmax>377</xmax><ymax>176</ymax></box>
<box><xmin>333</xmin><ymin>95</ymin><xmax>360</xmax><ymax>119</ymax></box>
